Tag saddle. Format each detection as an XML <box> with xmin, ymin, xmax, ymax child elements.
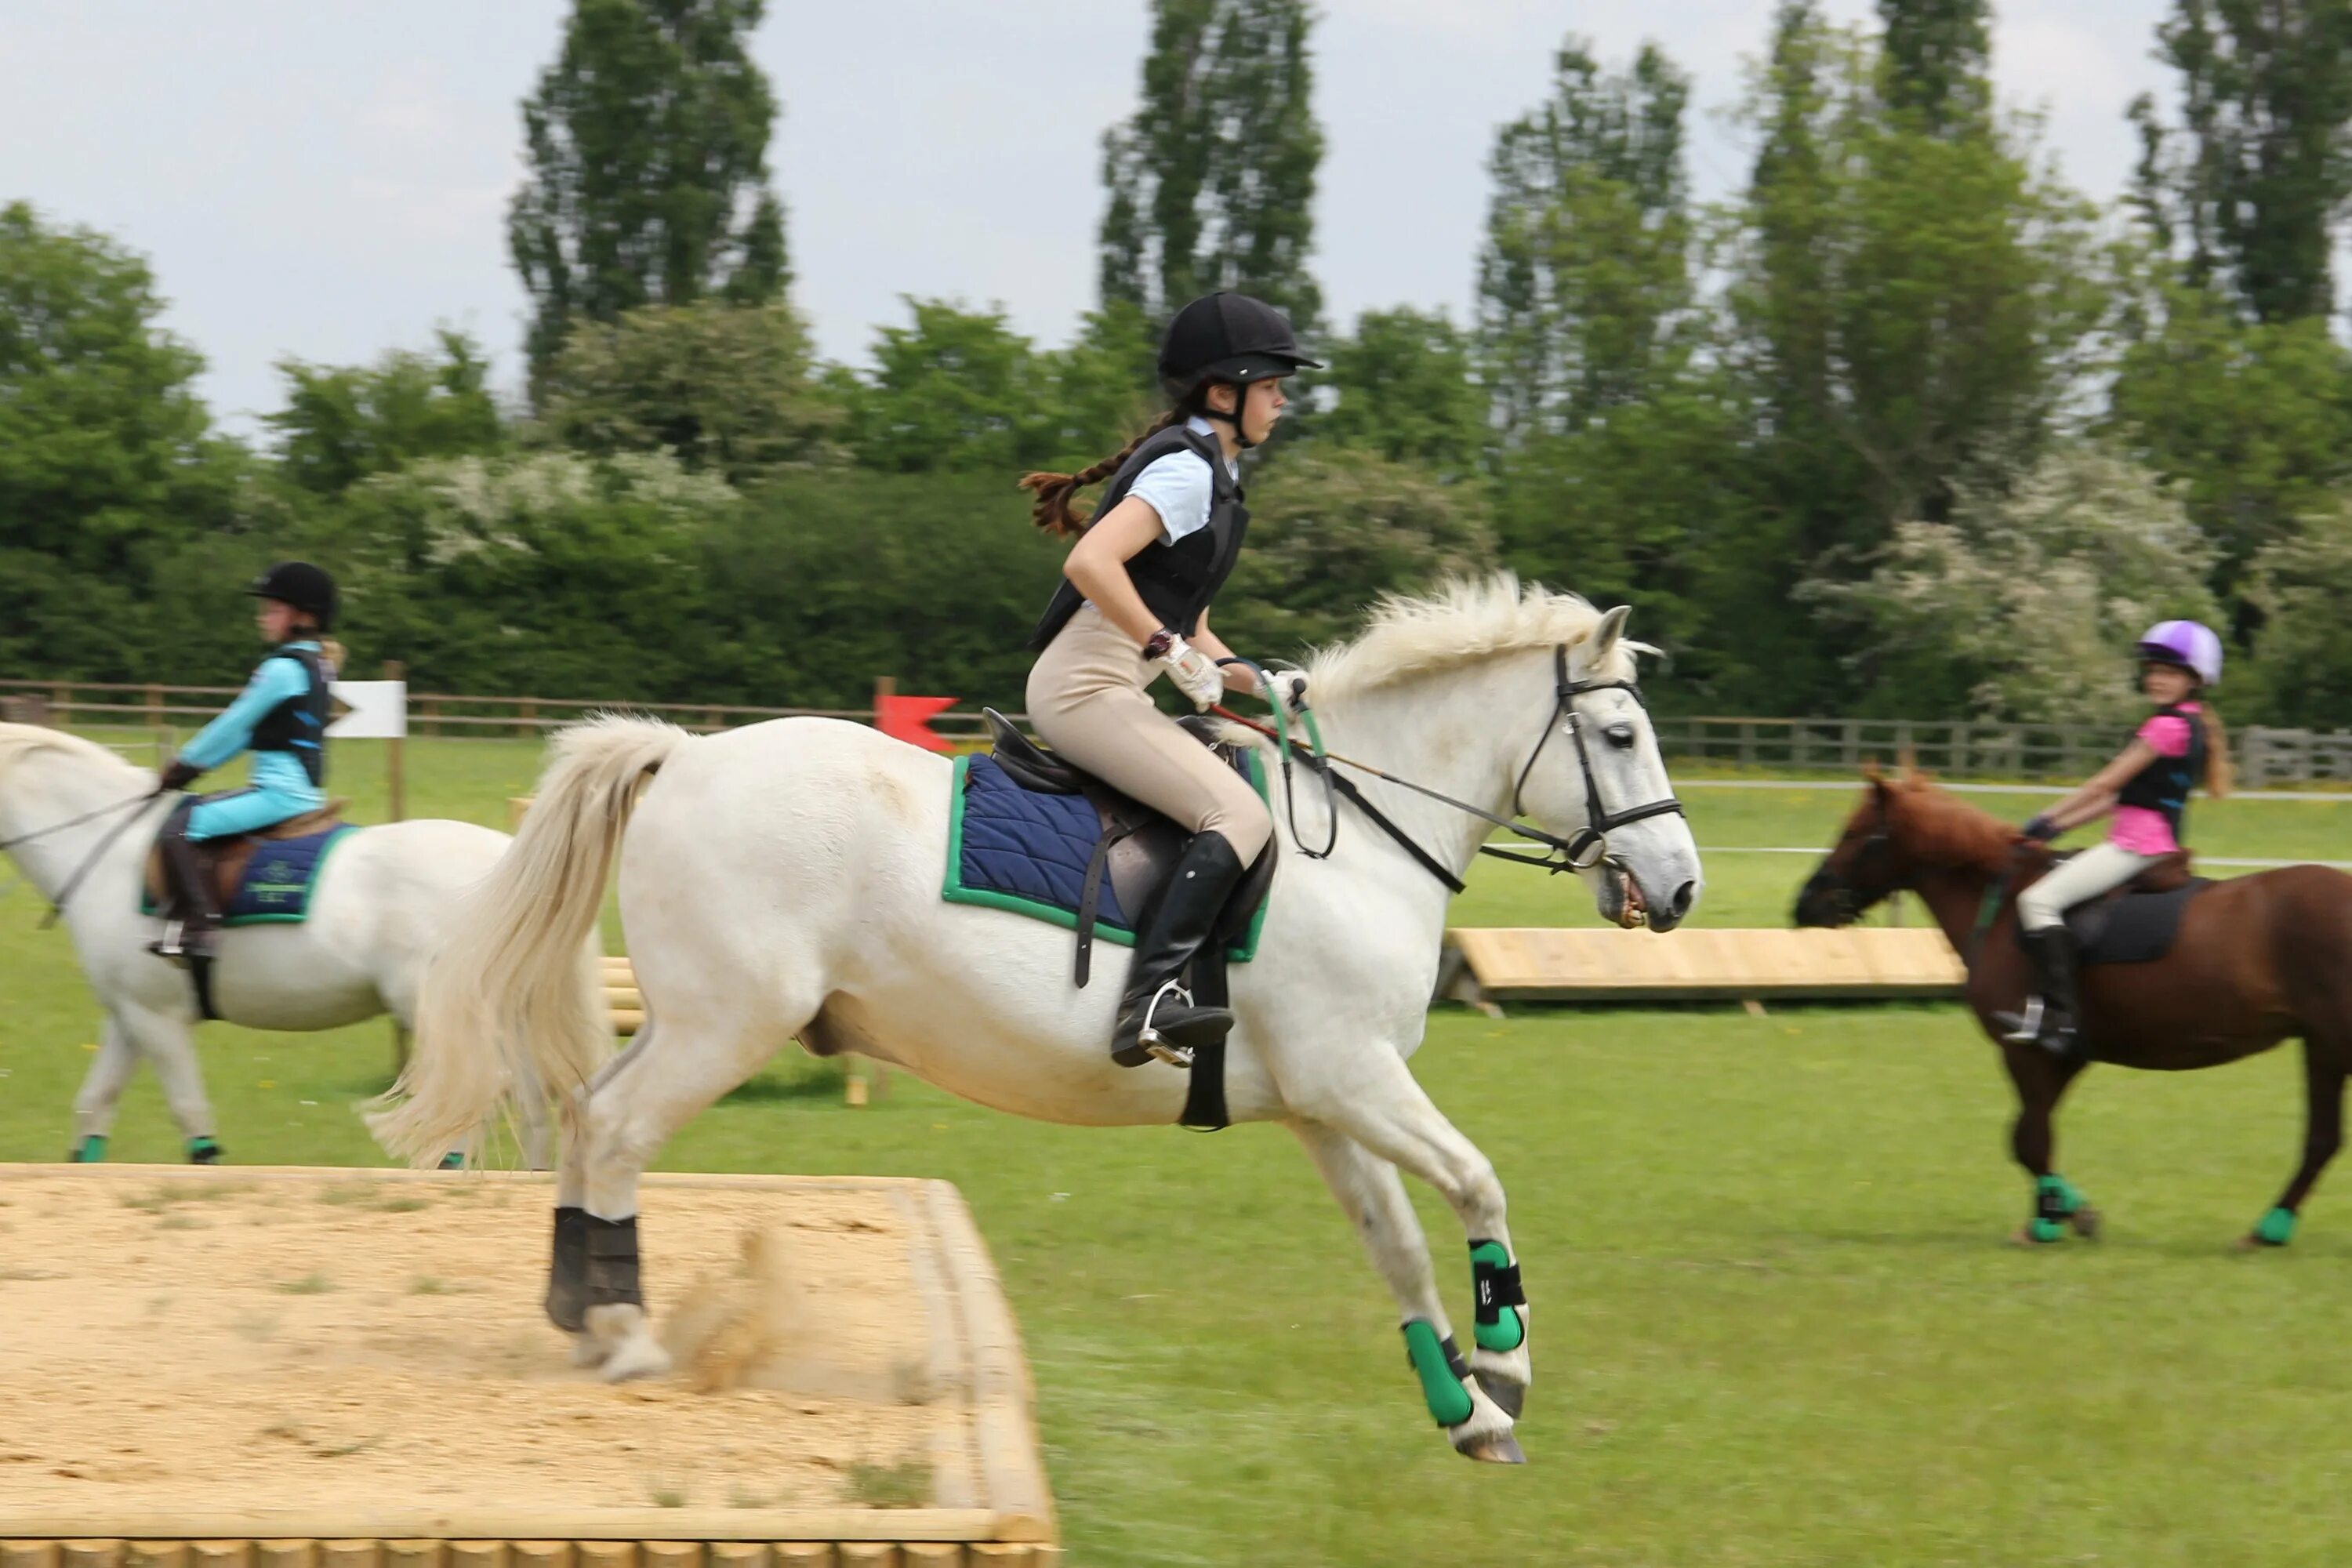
<box><xmin>2046</xmin><ymin>849</ymin><xmax>2212</xmax><ymax>966</ymax></box>
<box><xmin>970</xmin><ymin>710</ymin><xmax>1276</xmax><ymax>987</ymax></box>
<box><xmin>144</xmin><ymin>800</ymin><xmax>350</xmax><ymax>914</ymax></box>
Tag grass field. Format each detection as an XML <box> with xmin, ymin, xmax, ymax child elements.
<box><xmin>7</xmin><ymin>735</ymin><xmax>2352</xmax><ymax>1564</ymax></box>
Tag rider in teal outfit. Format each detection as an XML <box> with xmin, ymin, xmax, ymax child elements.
<box><xmin>149</xmin><ymin>562</ymin><xmax>340</xmax><ymax>960</ymax></box>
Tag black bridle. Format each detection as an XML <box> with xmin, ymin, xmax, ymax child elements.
<box><xmin>1222</xmin><ymin>644</ymin><xmax>1688</xmax><ymax>893</ymax></box>
<box><xmin>1485</xmin><ymin>645</ymin><xmax>1689</xmax><ymax>876</ymax></box>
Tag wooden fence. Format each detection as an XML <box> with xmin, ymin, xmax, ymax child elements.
<box><xmin>9</xmin><ymin>677</ymin><xmax>2352</xmax><ymax>786</ymax></box>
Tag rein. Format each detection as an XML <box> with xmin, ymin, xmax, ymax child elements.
<box><xmin>1211</xmin><ymin>644</ymin><xmax>1686</xmax><ymax>895</ymax></box>
<box><xmin>0</xmin><ymin>789</ymin><xmax>166</xmax><ymax>927</ymax></box>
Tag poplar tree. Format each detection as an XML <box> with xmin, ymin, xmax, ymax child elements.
<box><xmin>2126</xmin><ymin>0</ymin><xmax>2352</xmax><ymax>324</ymax></box>
<box><xmin>1097</xmin><ymin>0</ymin><xmax>1325</xmax><ymax>328</ymax></box>
<box><xmin>508</xmin><ymin>0</ymin><xmax>790</xmax><ymax>392</ymax></box>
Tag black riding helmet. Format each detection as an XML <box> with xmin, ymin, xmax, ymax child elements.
<box><xmin>246</xmin><ymin>561</ymin><xmax>338</xmax><ymax>632</ymax></box>
<box><xmin>1158</xmin><ymin>292</ymin><xmax>1321</xmax><ymax>444</ymax></box>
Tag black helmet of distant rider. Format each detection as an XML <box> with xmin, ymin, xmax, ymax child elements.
<box><xmin>1156</xmin><ymin>292</ymin><xmax>1322</xmax><ymax>445</ymax></box>
<box><xmin>245</xmin><ymin>561</ymin><xmax>338</xmax><ymax>632</ymax></box>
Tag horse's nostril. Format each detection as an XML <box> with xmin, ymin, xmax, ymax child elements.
<box><xmin>1670</xmin><ymin>880</ymin><xmax>1696</xmax><ymax>918</ymax></box>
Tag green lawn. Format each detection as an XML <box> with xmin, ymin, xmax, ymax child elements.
<box><xmin>7</xmin><ymin>737</ymin><xmax>2352</xmax><ymax>1563</ymax></box>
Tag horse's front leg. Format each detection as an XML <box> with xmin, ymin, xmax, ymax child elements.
<box><xmin>1290</xmin><ymin>1102</ymin><xmax>1524</xmax><ymax>1462</ymax></box>
<box><xmin>2000</xmin><ymin>1041</ymin><xmax>2095</xmax><ymax>1243</ymax></box>
<box><xmin>114</xmin><ymin>1000</ymin><xmax>223</xmax><ymax>1163</ymax></box>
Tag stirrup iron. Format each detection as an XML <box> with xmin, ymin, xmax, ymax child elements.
<box><xmin>1138</xmin><ymin>979</ymin><xmax>1196</xmax><ymax>1071</ymax></box>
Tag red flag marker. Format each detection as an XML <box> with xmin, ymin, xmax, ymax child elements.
<box><xmin>877</xmin><ymin>694</ymin><xmax>958</xmax><ymax>753</ymax></box>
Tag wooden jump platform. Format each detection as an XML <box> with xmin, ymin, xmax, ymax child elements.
<box><xmin>0</xmin><ymin>1167</ymin><xmax>1058</xmax><ymax>1568</ymax></box>
<box><xmin>1437</xmin><ymin>926</ymin><xmax>1965</xmax><ymax>1011</ymax></box>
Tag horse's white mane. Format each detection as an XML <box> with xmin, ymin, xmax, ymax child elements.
<box><xmin>1305</xmin><ymin>572</ymin><xmax>1647</xmax><ymax>701</ymax></box>
<box><xmin>0</xmin><ymin>723</ymin><xmax>143</xmax><ymax>781</ymax></box>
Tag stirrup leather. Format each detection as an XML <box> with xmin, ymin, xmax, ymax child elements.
<box><xmin>1137</xmin><ymin>978</ymin><xmax>1196</xmax><ymax>1070</ymax></box>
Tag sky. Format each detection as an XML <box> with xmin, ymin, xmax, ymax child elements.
<box><xmin>0</xmin><ymin>1</ymin><xmax>2175</xmax><ymax>434</ymax></box>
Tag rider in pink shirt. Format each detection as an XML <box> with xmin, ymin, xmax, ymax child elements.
<box><xmin>2007</xmin><ymin>621</ymin><xmax>2233</xmax><ymax>1055</ymax></box>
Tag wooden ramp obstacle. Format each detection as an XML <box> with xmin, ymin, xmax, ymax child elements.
<box><xmin>1438</xmin><ymin>926</ymin><xmax>1965</xmax><ymax>1013</ymax></box>
<box><xmin>0</xmin><ymin>1165</ymin><xmax>1058</xmax><ymax>1568</ymax></box>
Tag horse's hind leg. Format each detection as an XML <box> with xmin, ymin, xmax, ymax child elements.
<box><xmin>575</xmin><ymin>1004</ymin><xmax>797</xmax><ymax>1381</ymax></box>
<box><xmin>2244</xmin><ymin>1040</ymin><xmax>2345</xmax><ymax>1249</ymax></box>
<box><xmin>1290</xmin><ymin>1119</ymin><xmax>1523</xmax><ymax>1463</ymax></box>
<box><xmin>2001</xmin><ymin>1044</ymin><xmax>2094</xmax><ymax>1243</ymax></box>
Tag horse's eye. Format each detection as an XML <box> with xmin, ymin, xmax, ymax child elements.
<box><xmin>1605</xmin><ymin>722</ymin><xmax>1637</xmax><ymax>750</ymax></box>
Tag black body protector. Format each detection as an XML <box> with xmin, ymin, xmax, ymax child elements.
<box><xmin>1026</xmin><ymin>425</ymin><xmax>1248</xmax><ymax>652</ymax></box>
<box><xmin>249</xmin><ymin>644</ymin><xmax>334</xmax><ymax>788</ymax></box>
<box><xmin>2115</xmin><ymin>702</ymin><xmax>2206</xmax><ymax>843</ymax></box>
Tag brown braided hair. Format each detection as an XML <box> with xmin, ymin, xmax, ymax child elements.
<box><xmin>1018</xmin><ymin>408</ymin><xmax>1187</xmax><ymax>539</ymax></box>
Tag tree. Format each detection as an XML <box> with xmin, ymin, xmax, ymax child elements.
<box><xmin>1213</xmin><ymin>451</ymin><xmax>1497</xmax><ymax>660</ymax></box>
<box><xmin>1476</xmin><ymin>38</ymin><xmax>1693</xmax><ymax>446</ymax></box>
<box><xmin>1320</xmin><ymin>307</ymin><xmax>1486</xmax><ymax>478</ymax></box>
<box><xmin>266</xmin><ymin>330</ymin><xmax>506</xmax><ymax>495</ymax></box>
<box><xmin>1877</xmin><ymin>0</ymin><xmax>1991</xmax><ymax>134</ymax></box>
<box><xmin>0</xmin><ymin>202</ymin><xmax>250</xmax><ymax>677</ymax></box>
<box><xmin>508</xmin><ymin>0</ymin><xmax>789</xmax><ymax>390</ymax></box>
<box><xmin>2127</xmin><ymin>1</ymin><xmax>2352</xmax><ymax>325</ymax></box>
<box><xmin>837</xmin><ymin>300</ymin><xmax>1059</xmax><ymax>476</ymax></box>
<box><xmin>1803</xmin><ymin>443</ymin><xmax>2223</xmax><ymax>724</ymax></box>
<box><xmin>2247</xmin><ymin>499</ymin><xmax>2352</xmax><ymax>724</ymax></box>
<box><xmin>1724</xmin><ymin>1</ymin><xmax>2109</xmax><ymax>711</ymax></box>
<box><xmin>536</xmin><ymin>301</ymin><xmax>840</xmax><ymax>483</ymax></box>
<box><xmin>1098</xmin><ymin>0</ymin><xmax>1324</xmax><ymax>327</ymax></box>
<box><xmin>325</xmin><ymin>450</ymin><xmax>739</xmax><ymax>697</ymax></box>
<box><xmin>2108</xmin><ymin>284</ymin><xmax>2352</xmax><ymax>600</ymax></box>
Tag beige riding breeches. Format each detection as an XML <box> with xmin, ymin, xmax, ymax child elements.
<box><xmin>2016</xmin><ymin>839</ymin><xmax>2165</xmax><ymax>932</ymax></box>
<box><xmin>1023</xmin><ymin>604</ymin><xmax>1272</xmax><ymax>865</ymax></box>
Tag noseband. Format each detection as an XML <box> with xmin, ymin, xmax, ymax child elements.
<box><xmin>1486</xmin><ymin>646</ymin><xmax>1689</xmax><ymax>874</ymax></box>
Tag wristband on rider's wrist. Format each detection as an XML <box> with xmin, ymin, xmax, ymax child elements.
<box><xmin>1142</xmin><ymin>627</ymin><xmax>1175</xmax><ymax>662</ymax></box>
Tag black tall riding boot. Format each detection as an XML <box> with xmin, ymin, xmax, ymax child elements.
<box><xmin>1111</xmin><ymin>832</ymin><xmax>1250</xmax><ymax>1069</ymax></box>
<box><xmin>2004</xmin><ymin>924</ymin><xmax>2082</xmax><ymax>1055</ymax></box>
<box><xmin>147</xmin><ymin>822</ymin><xmax>219</xmax><ymax>964</ymax></box>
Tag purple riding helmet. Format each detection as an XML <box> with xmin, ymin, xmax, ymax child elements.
<box><xmin>2137</xmin><ymin>619</ymin><xmax>2223</xmax><ymax>688</ymax></box>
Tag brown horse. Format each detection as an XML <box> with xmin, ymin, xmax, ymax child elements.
<box><xmin>1793</xmin><ymin>770</ymin><xmax>2352</xmax><ymax>1247</ymax></box>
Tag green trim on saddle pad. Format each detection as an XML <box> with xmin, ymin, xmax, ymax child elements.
<box><xmin>139</xmin><ymin>824</ymin><xmax>357</xmax><ymax>927</ymax></box>
<box><xmin>941</xmin><ymin>750</ymin><xmax>1273</xmax><ymax>962</ymax></box>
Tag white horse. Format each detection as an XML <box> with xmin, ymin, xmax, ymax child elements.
<box><xmin>0</xmin><ymin>724</ymin><xmax>561</xmax><ymax>1163</ymax></box>
<box><xmin>371</xmin><ymin>577</ymin><xmax>1703</xmax><ymax>1463</ymax></box>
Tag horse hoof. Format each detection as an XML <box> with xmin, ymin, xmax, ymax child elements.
<box><xmin>599</xmin><ymin>1340</ymin><xmax>672</xmax><ymax>1383</ymax></box>
<box><xmin>1457</xmin><ymin>1432</ymin><xmax>1527</xmax><ymax>1465</ymax></box>
<box><xmin>2069</xmin><ymin>1204</ymin><xmax>2101</xmax><ymax>1240</ymax></box>
<box><xmin>1481</xmin><ymin>1376</ymin><xmax>1527</xmax><ymax>1422</ymax></box>
<box><xmin>568</xmin><ymin>1334</ymin><xmax>612</xmax><ymax>1369</ymax></box>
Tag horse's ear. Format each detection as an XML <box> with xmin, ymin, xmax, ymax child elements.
<box><xmin>1589</xmin><ymin>604</ymin><xmax>1632</xmax><ymax>663</ymax></box>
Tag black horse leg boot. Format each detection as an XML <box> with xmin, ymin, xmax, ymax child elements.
<box><xmin>1111</xmin><ymin>831</ymin><xmax>1248</xmax><ymax>1069</ymax></box>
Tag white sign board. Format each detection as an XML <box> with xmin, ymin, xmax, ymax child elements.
<box><xmin>327</xmin><ymin>681</ymin><xmax>407</xmax><ymax>740</ymax></box>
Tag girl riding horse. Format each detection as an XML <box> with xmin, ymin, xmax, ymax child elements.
<box><xmin>1018</xmin><ymin>292</ymin><xmax>1318</xmax><ymax>1069</ymax></box>
<box><xmin>2007</xmin><ymin>620</ymin><xmax>2231</xmax><ymax>1055</ymax></box>
<box><xmin>150</xmin><ymin>561</ymin><xmax>342</xmax><ymax>962</ymax></box>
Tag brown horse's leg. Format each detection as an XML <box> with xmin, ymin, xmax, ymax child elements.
<box><xmin>2244</xmin><ymin>1041</ymin><xmax>2347</xmax><ymax>1249</ymax></box>
<box><xmin>2002</xmin><ymin>1044</ymin><xmax>2095</xmax><ymax>1242</ymax></box>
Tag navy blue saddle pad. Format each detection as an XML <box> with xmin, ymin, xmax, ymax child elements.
<box><xmin>942</xmin><ymin>752</ymin><xmax>1269</xmax><ymax>960</ymax></box>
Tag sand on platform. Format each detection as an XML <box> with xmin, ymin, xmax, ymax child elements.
<box><xmin>0</xmin><ymin>1169</ymin><xmax>947</xmax><ymax>1520</ymax></box>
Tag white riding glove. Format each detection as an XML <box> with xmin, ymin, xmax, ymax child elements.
<box><xmin>1262</xmin><ymin>668</ymin><xmax>1310</xmax><ymax>717</ymax></box>
<box><xmin>1153</xmin><ymin>631</ymin><xmax>1225</xmax><ymax>711</ymax></box>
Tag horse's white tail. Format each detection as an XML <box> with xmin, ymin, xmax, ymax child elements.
<box><xmin>367</xmin><ymin>714</ymin><xmax>692</xmax><ymax>1167</ymax></box>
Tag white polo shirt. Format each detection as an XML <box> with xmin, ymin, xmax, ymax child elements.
<box><xmin>1126</xmin><ymin>416</ymin><xmax>1240</xmax><ymax>546</ymax></box>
